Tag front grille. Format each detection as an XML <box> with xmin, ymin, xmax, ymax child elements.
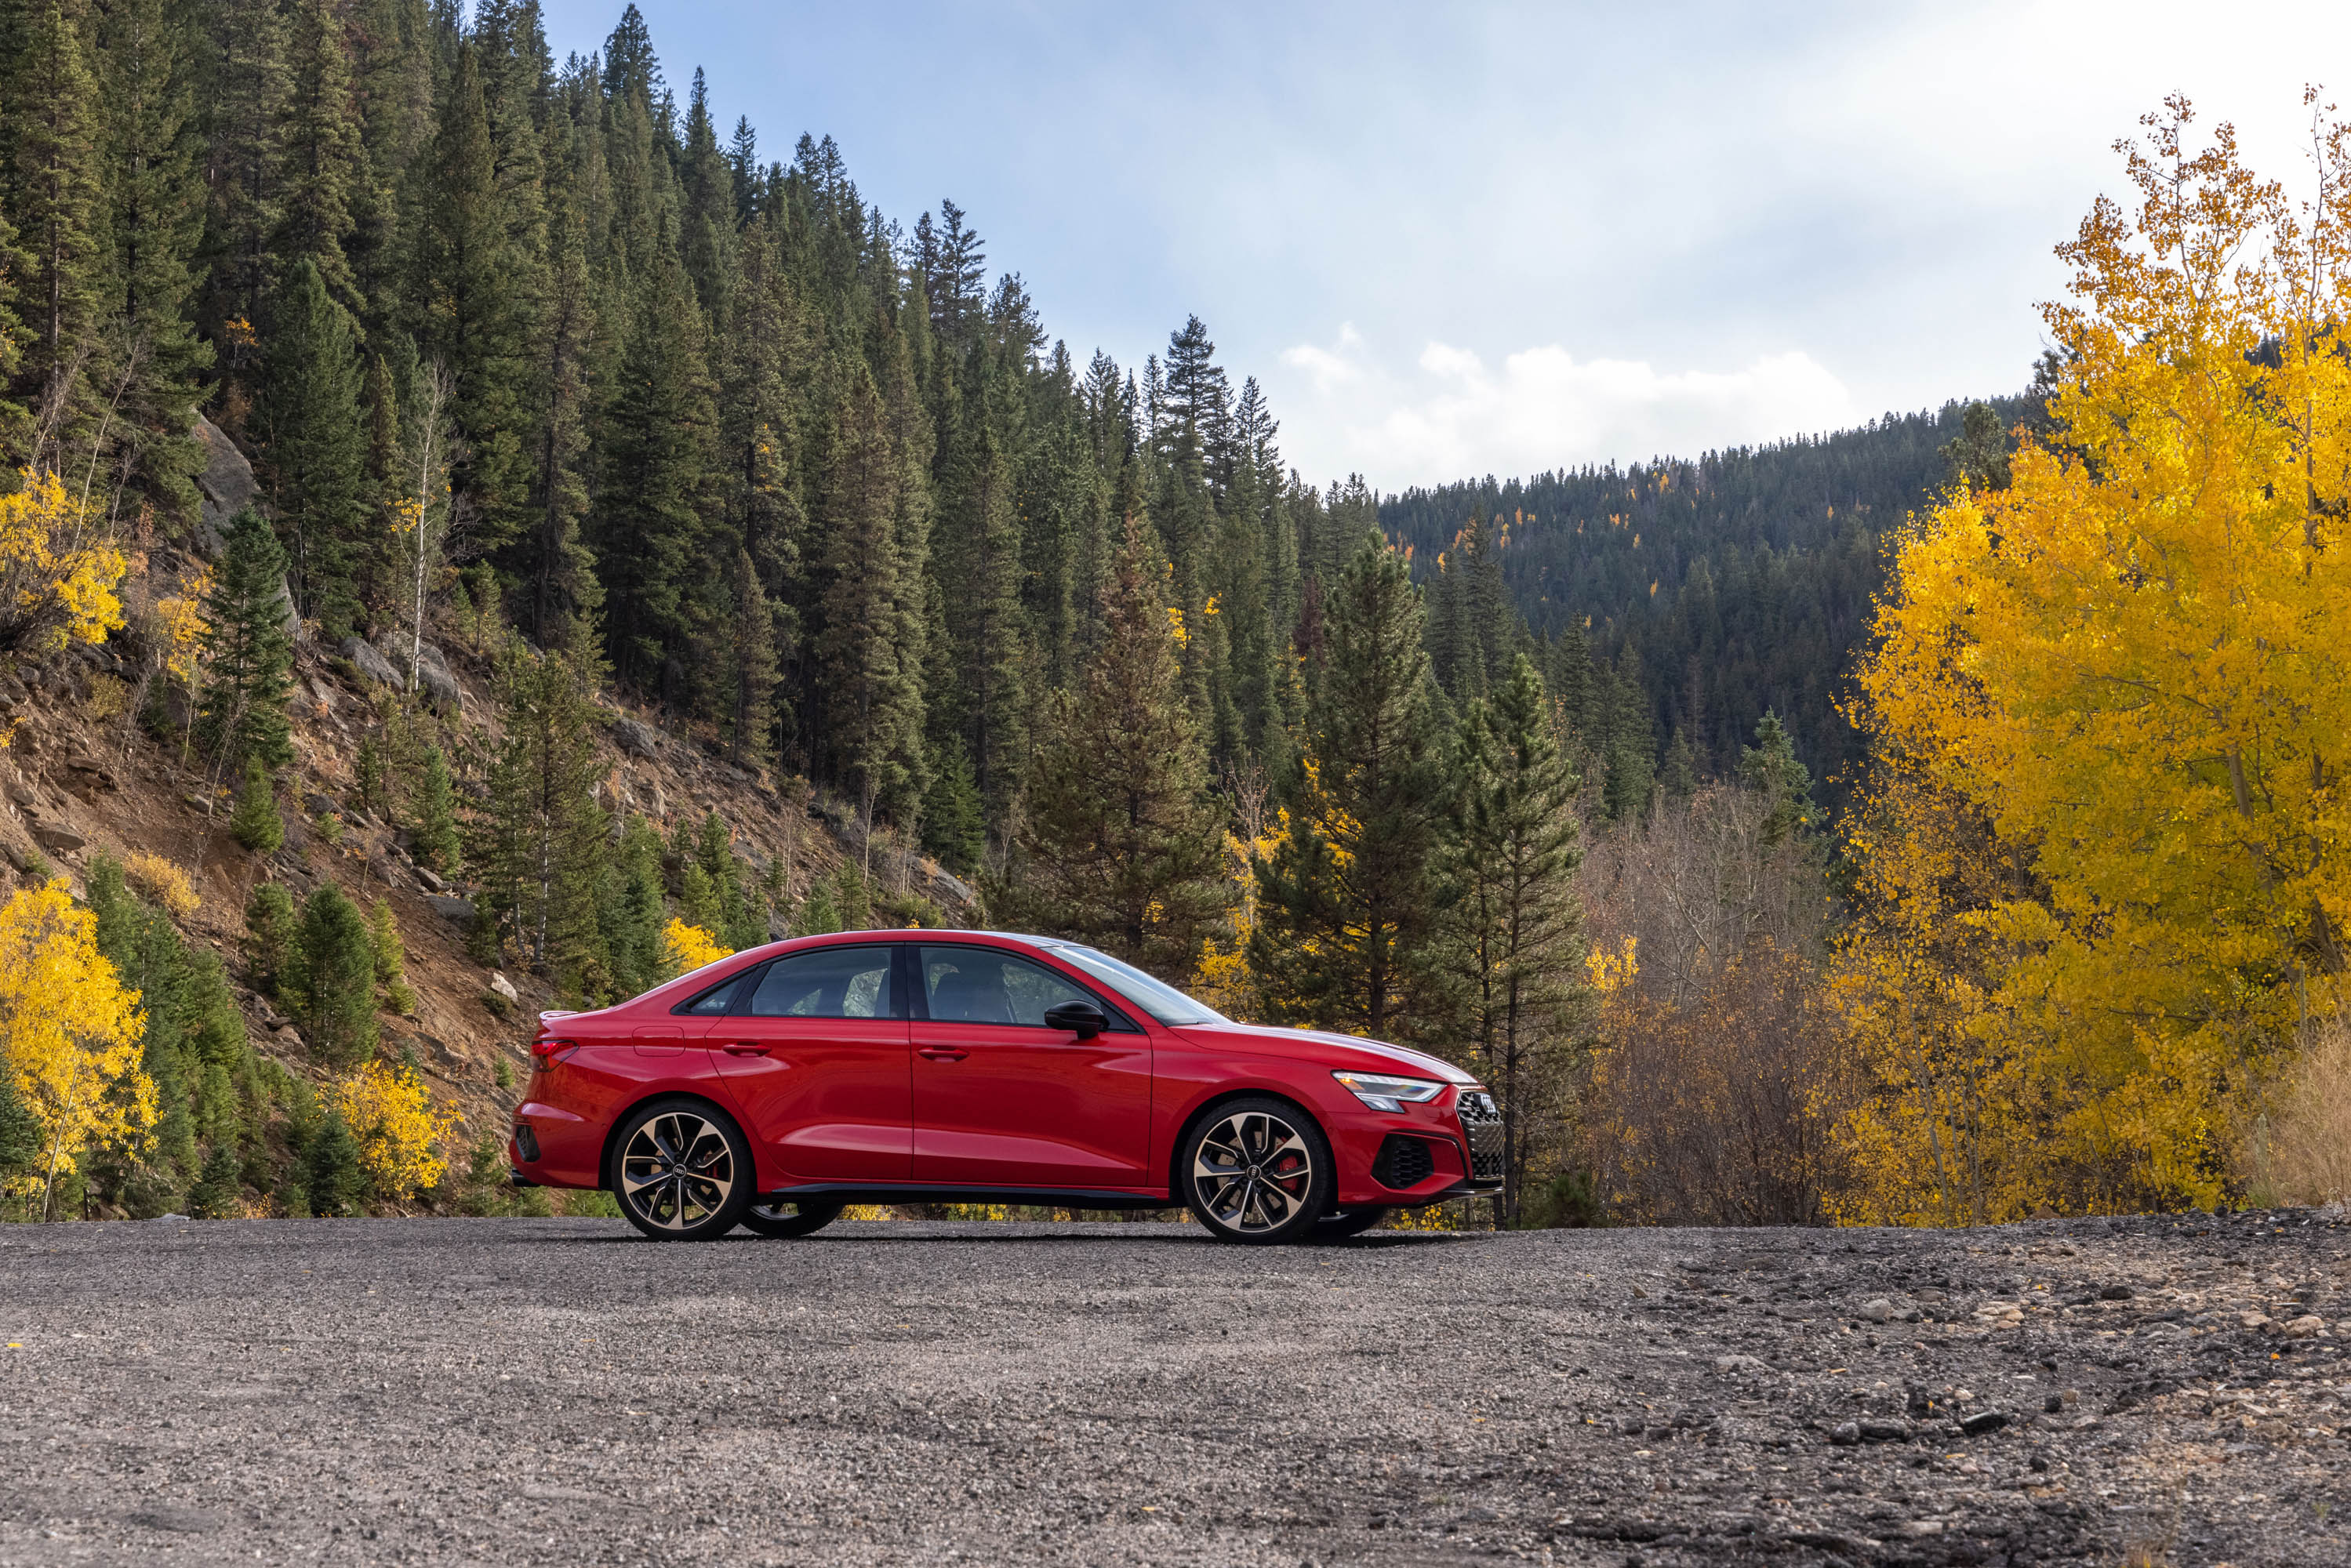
<box><xmin>1455</xmin><ymin>1091</ymin><xmax>1504</xmax><ymax>1182</ymax></box>
<box><xmin>1372</xmin><ymin>1134</ymin><xmax>1434</xmax><ymax>1190</ymax></box>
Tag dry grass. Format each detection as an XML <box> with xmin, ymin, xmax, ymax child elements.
<box><xmin>2269</xmin><ymin>1014</ymin><xmax>2351</xmax><ymax>1208</ymax></box>
<box><xmin>122</xmin><ymin>850</ymin><xmax>199</xmax><ymax>918</ymax></box>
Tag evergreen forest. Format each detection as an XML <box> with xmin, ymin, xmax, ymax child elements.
<box><xmin>1</xmin><ymin>1</ymin><xmax>2345</xmax><ymax>1231</ymax></box>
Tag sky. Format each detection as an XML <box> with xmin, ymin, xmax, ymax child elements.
<box><xmin>544</xmin><ymin>1</ymin><xmax>2351</xmax><ymax>492</ymax></box>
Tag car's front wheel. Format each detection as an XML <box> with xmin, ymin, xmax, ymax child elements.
<box><xmin>1179</xmin><ymin>1098</ymin><xmax>1332</xmax><ymax>1245</ymax></box>
<box><xmin>737</xmin><ymin>1199</ymin><xmax>844</xmax><ymax>1239</ymax></box>
<box><xmin>610</xmin><ymin>1098</ymin><xmax>752</xmax><ymax>1241</ymax></box>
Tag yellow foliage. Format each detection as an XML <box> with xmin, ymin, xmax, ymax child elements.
<box><xmin>0</xmin><ymin>468</ymin><xmax>129</xmax><ymax>656</ymax></box>
<box><xmin>1844</xmin><ymin>97</ymin><xmax>2351</xmax><ymax>1214</ymax></box>
<box><xmin>332</xmin><ymin>1060</ymin><xmax>455</xmax><ymax>1200</ymax></box>
<box><xmin>153</xmin><ymin>564</ymin><xmax>211</xmax><ymax>688</ymax></box>
<box><xmin>122</xmin><ymin>852</ymin><xmax>199</xmax><ymax>918</ymax></box>
<box><xmin>0</xmin><ymin>880</ymin><xmax>151</xmax><ymax>1210</ymax></box>
<box><xmin>1584</xmin><ymin>936</ymin><xmax>1638</xmax><ymax>998</ymax></box>
<box><xmin>660</xmin><ymin>917</ymin><xmax>731</xmax><ymax>978</ymax></box>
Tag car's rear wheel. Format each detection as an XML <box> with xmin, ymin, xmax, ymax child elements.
<box><xmin>1315</xmin><ymin>1207</ymin><xmax>1390</xmax><ymax>1240</ymax></box>
<box><xmin>1179</xmin><ymin>1098</ymin><xmax>1332</xmax><ymax>1245</ymax></box>
<box><xmin>610</xmin><ymin>1098</ymin><xmax>752</xmax><ymax>1241</ymax></box>
<box><xmin>737</xmin><ymin>1198</ymin><xmax>845</xmax><ymax>1239</ymax></box>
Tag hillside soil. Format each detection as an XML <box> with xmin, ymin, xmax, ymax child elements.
<box><xmin>0</xmin><ymin>598</ymin><xmax>970</xmax><ymax>1206</ymax></box>
<box><xmin>2</xmin><ymin>1208</ymin><xmax>2345</xmax><ymax>1566</ymax></box>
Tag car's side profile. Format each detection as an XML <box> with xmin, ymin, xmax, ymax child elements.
<box><xmin>509</xmin><ymin>931</ymin><xmax>1503</xmax><ymax>1244</ymax></box>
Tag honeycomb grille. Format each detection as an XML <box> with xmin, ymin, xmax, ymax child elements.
<box><xmin>1455</xmin><ymin>1091</ymin><xmax>1504</xmax><ymax>1181</ymax></box>
<box><xmin>1373</xmin><ymin>1134</ymin><xmax>1434</xmax><ymax>1189</ymax></box>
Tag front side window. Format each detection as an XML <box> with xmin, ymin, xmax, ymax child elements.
<box><xmin>920</xmin><ymin>946</ymin><xmax>1114</xmax><ymax>1028</ymax></box>
<box><xmin>739</xmin><ymin>946</ymin><xmax>898</xmax><ymax>1019</ymax></box>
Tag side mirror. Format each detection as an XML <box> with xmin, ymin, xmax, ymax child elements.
<box><xmin>1043</xmin><ymin>1000</ymin><xmax>1106</xmax><ymax>1040</ymax></box>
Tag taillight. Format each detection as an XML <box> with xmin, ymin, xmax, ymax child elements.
<box><xmin>531</xmin><ymin>1036</ymin><xmax>576</xmax><ymax>1061</ymax></box>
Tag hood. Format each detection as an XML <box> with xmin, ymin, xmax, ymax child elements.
<box><xmin>1181</xmin><ymin>1021</ymin><xmax>1479</xmax><ymax>1085</ymax></box>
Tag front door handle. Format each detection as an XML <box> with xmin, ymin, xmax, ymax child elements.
<box><xmin>918</xmin><ymin>1046</ymin><xmax>968</xmax><ymax>1062</ymax></box>
<box><xmin>721</xmin><ymin>1043</ymin><xmax>772</xmax><ymax>1056</ymax></box>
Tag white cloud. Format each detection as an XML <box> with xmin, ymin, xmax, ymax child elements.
<box><xmin>1276</xmin><ymin>330</ymin><xmax>1862</xmax><ymax>487</ymax></box>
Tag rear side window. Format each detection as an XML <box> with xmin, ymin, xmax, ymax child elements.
<box><xmin>678</xmin><ymin>974</ymin><xmax>744</xmax><ymax>1014</ymax></box>
<box><xmin>739</xmin><ymin>945</ymin><xmax>897</xmax><ymax>1019</ymax></box>
<box><xmin>919</xmin><ymin>946</ymin><xmax>1133</xmax><ymax>1029</ymax></box>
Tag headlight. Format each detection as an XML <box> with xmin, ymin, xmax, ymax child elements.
<box><xmin>1332</xmin><ymin>1070</ymin><xmax>1447</xmax><ymax>1113</ymax></box>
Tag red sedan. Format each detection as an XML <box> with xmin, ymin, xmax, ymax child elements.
<box><xmin>509</xmin><ymin>931</ymin><xmax>1503</xmax><ymax>1243</ymax></box>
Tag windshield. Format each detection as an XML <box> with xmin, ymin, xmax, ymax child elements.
<box><xmin>1040</xmin><ymin>943</ymin><xmax>1226</xmax><ymax>1026</ymax></box>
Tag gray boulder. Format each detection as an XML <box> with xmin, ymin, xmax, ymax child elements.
<box><xmin>612</xmin><ymin>716</ymin><xmax>661</xmax><ymax>758</ymax></box>
<box><xmin>415</xmin><ymin>643</ymin><xmax>463</xmax><ymax>714</ymax></box>
<box><xmin>426</xmin><ymin>895</ymin><xmax>478</xmax><ymax>927</ymax></box>
<box><xmin>340</xmin><ymin>637</ymin><xmax>402</xmax><ymax>688</ymax></box>
<box><xmin>191</xmin><ymin>416</ymin><xmax>256</xmax><ymax>556</ymax></box>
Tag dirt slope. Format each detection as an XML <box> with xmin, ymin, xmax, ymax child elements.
<box><xmin>0</xmin><ymin>557</ymin><xmax>976</xmax><ymax>1195</ymax></box>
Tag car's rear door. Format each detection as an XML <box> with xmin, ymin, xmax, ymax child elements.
<box><xmin>909</xmin><ymin>943</ymin><xmax>1153</xmax><ymax>1189</ymax></box>
<box><xmin>705</xmin><ymin>943</ymin><xmax>910</xmax><ymax>1187</ymax></box>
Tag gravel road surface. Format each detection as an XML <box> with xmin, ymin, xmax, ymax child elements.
<box><xmin>3</xmin><ymin>1211</ymin><xmax>2347</xmax><ymax>1565</ymax></box>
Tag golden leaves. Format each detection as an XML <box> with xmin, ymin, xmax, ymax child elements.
<box><xmin>0</xmin><ymin>880</ymin><xmax>150</xmax><ymax>1208</ymax></box>
<box><xmin>332</xmin><ymin>1060</ymin><xmax>456</xmax><ymax>1201</ymax></box>
<box><xmin>660</xmin><ymin>917</ymin><xmax>731</xmax><ymax>977</ymax></box>
<box><xmin>0</xmin><ymin>469</ymin><xmax>128</xmax><ymax>657</ymax></box>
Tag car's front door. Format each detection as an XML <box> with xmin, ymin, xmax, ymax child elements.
<box><xmin>909</xmin><ymin>944</ymin><xmax>1154</xmax><ymax>1189</ymax></box>
<box><xmin>705</xmin><ymin>943</ymin><xmax>910</xmax><ymax>1186</ymax></box>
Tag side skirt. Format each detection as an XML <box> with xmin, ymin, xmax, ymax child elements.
<box><xmin>761</xmin><ymin>1182</ymin><xmax>1178</xmax><ymax>1211</ymax></box>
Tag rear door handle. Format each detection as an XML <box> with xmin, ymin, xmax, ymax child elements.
<box><xmin>721</xmin><ymin>1043</ymin><xmax>772</xmax><ymax>1056</ymax></box>
<box><xmin>918</xmin><ymin>1047</ymin><xmax>968</xmax><ymax>1062</ymax></box>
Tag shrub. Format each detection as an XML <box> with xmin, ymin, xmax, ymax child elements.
<box><xmin>331</xmin><ymin>1059</ymin><xmax>452</xmax><ymax>1201</ymax></box>
<box><xmin>228</xmin><ymin>757</ymin><xmax>284</xmax><ymax>854</ymax></box>
<box><xmin>122</xmin><ymin>851</ymin><xmax>200</xmax><ymax>919</ymax></box>
<box><xmin>242</xmin><ymin>882</ymin><xmax>297</xmax><ymax>996</ymax></box>
<box><xmin>290</xmin><ymin>885</ymin><xmax>378</xmax><ymax>1065</ymax></box>
<box><xmin>2266</xmin><ymin>1017</ymin><xmax>2351</xmax><ymax>1209</ymax></box>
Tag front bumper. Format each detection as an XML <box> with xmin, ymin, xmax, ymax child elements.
<box><xmin>1326</xmin><ymin>1084</ymin><xmax>1503</xmax><ymax>1207</ymax></box>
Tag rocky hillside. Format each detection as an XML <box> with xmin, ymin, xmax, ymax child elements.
<box><xmin>1</xmin><ymin>421</ymin><xmax>976</xmax><ymax>1209</ymax></box>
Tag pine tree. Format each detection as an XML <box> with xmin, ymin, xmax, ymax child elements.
<box><xmin>1250</xmin><ymin>535</ymin><xmax>1448</xmax><ymax>1042</ymax></box>
<box><xmin>370</xmin><ymin>898</ymin><xmax>416</xmax><ymax>1014</ymax></box>
<box><xmin>198</xmin><ymin>0</ymin><xmax>288</xmax><ymax>379</ymax></box>
<box><xmin>242</xmin><ymin>880</ymin><xmax>297</xmax><ymax>995</ymax></box>
<box><xmin>920</xmin><ymin>742</ymin><xmax>984</xmax><ymax>877</ymax></box>
<box><xmin>187</xmin><ymin>1140</ymin><xmax>243</xmax><ymax>1218</ymax></box>
<box><xmin>275</xmin><ymin>0</ymin><xmax>364</xmax><ymax>306</ymax></box>
<box><xmin>199</xmin><ymin>508</ymin><xmax>296</xmax><ymax>769</ymax></box>
<box><xmin>594</xmin><ymin>812</ymin><xmax>667</xmax><ymax>999</ymax></box>
<box><xmin>289</xmin><ymin>884</ymin><xmax>379</xmax><ymax>1065</ymax></box>
<box><xmin>724</xmin><ymin>546</ymin><xmax>779</xmax><ymax>771</ymax></box>
<box><xmin>997</xmin><ymin>517</ymin><xmax>1228</xmax><ymax>975</ymax></box>
<box><xmin>594</xmin><ymin>223</ymin><xmax>714</xmax><ymax>693</ymax></box>
<box><xmin>229</xmin><ymin>754</ymin><xmax>285</xmax><ymax>853</ymax></box>
<box><xmin>1445</xmin><ymin>654</ymin><xmax>1588</xmax><ymax>1225</ymax></box>
<box><xmin>411</xmin><ymin>742</ymin><xmax>461</xmax><ymax>873</ymax></box>
<box><xmin>814</xmin><ymin>360</ymin><xmax>925</xmax><ymax>826</ymax></box>
<box><xmin>476</xmin><ymin>644</ymin><xmax>604</xmax><ymax>987</ymax></box>
<box><xmin>1739</xmin><ymin>709</ymin><xmax>1816</xmax><ymax>847</ymax></box>
<box><xmin>94</xmin><ymin>0</ymin><xmax>212</xmax><ymax>517</ymax></box>
<box><xmin>7</xmin><ymin>0</ymin><xmax>104</xmax><ymax>466</ymax></box>
<box><xmin>253</xmin><ymin>257</ymin><xmax>368</xmax><ymax>634</ymax></box>
<box><xmin>306</xmin><ymin>1105</ymin><xmax>363</xmax><ymax>1215</ymax></box>
<box><xmin>0</xmin><ymin>1061</ymin><xmax>46</xmax><ymax>1183</ymax></box>
<box><xmin>411</xmin><ymin>39</ymin><xmax>530</xmax><ymax>554</ymax></box>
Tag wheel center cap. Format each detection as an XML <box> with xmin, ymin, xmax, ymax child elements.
<box><xmin>1247</xmin><ymin>1164</ymin><xmax>1262</xmax><ymax>1178</ymax></box>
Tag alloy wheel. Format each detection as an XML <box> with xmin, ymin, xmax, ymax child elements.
<box><xmin>1190</xmin><ymin>1109</ymin><xmax>1317</xmax><ymax>1235</ymax></box>
<box><xmin>618</xmin><ymin>1109</ymin><xmax>737</xmax><ymax>1232</ymax></box>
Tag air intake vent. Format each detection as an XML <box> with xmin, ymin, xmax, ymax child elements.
<box><xmin>512</xmin><ymin>1122</ymin><xmax>541</xmax><ymax>1163</ymax></box>
<box><xmin>1373</xmin><ymin>1134</ymin><xmax>1434</xmax><ymax>1189</ymax></box>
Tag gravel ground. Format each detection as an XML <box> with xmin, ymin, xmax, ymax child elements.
<box><xmin>2</xmin><ymin>1210</ymin><xmax>2347</xmax><ymax>1566</ymax></box>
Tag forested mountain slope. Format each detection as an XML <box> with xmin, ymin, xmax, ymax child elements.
<box><xmin>1383</xmin><ymin>396</ymin><xmax>2035</xmax><ymax>795</ymax></box>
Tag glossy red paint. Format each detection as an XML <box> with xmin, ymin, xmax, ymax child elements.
<box><xmin>508</xmin><ymin>931</ymin><xmax>1498</xmax><ymax>1214</ymax></box>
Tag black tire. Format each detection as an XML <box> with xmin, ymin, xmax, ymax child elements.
<box><xmin>609</xmin><ymin>1098</ymin><xmax>753</xmax><ymax>1241</ymax></box>
<box><xmin>1178</xmin><ymin>1096</ymin><xmax>1333</xmax><ymax>1246</ymax></box>
<box><xmin>1314</xmin><ymin>1207</ymin><xmax>1390</xmax><ymax>1240</ymax></box>
<box><xmin>736</xmin><ymin>1198</ymin><xmax>845</xmax><ymax>1239</ymax></box>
